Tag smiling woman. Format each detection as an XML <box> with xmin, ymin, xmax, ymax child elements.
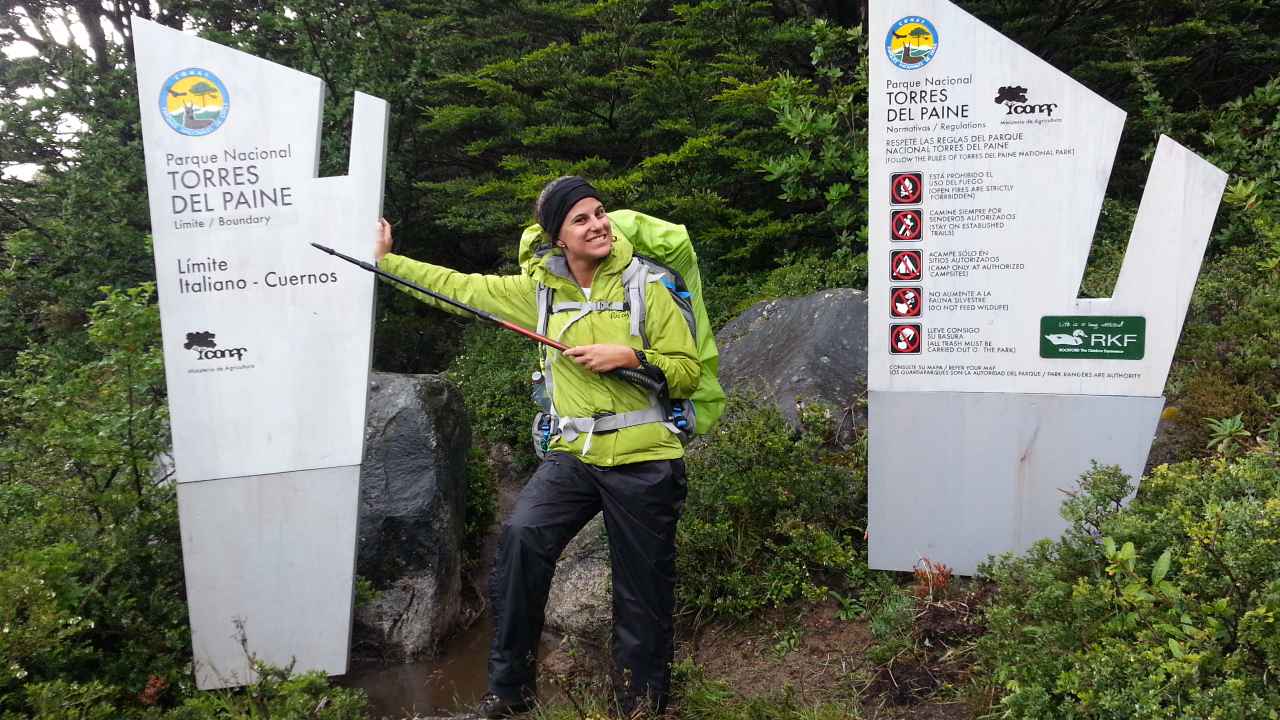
<box><xmin>373</xmin><ymin>175</ymin><xmax>704</xmax><ymax>717</ymax></box>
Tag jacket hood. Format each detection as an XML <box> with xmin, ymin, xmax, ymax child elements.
<box><xmin>517</xmin><ymin>217</ymin><xmax>635</xmax><ymax>287</ymax></box>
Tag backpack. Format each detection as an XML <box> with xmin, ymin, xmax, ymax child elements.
<box><xmin>524</xmin><ymin>211</ymin><xmax>726</xmax><ymax>454</ymax></box>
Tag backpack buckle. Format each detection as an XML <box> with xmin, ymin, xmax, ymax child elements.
<box><xmin>590</xmin><ymin>411</ymin><xmax>619</xmax><ymax>435</ymax></box>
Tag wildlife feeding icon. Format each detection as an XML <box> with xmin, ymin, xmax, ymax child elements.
<box><xmin>867</xmin><ymin>0</ymin><xmax>1228</xmax><ymax>575</ymax></box>
<box><xmin>134</xmin><ymin>19</ymin><xmax>388</xmax><ymax>689</ymax></box>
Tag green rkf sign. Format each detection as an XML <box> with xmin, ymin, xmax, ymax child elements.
<box><xmin>1040</xmin><ymin>316</ymin><xmax>1146</xmax><ymax>360</ymax></box>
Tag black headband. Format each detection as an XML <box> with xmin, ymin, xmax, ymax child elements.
<box><xmin>538</xmin><ymin>177</ymin><xmax>602</xmax><ymax>241</ymax></box>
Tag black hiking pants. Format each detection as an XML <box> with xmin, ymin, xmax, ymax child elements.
<box><xmin>488</xmin><ymin>450</ymin><xmax>687</xmax><ymax>710</ymax></box>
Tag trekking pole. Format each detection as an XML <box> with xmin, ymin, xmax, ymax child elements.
<box><xmin>311</xmin><ymin>243</ymin><xmax>667</xmax><ymax>395</ymax></box>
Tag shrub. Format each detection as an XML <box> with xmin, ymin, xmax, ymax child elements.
<box><xmin>444</xmin><ymin>320</ymin><xmax>540</xmax><ymax>468</ymax></box>
<box><xmin>979</xmin><ymin>457</ymin><xmax>1280</xmax><ymax>719</ymax></box>
<box><xmin>165</xmin><ymin>660</ymin><xmax>368</xmax><ymax>720</ymax></box>
<box><xmin>677</xmin><ymin>391</ymin><xmax>866</xmax><ymax>620</ymax></box>
<box><xmin>462</xmin><ymin>446</ymin><xmax>500</xmax><ymax>570</ymax></box>
<box><xmin>1163</xmin><ymin>76</ymin><xmax>1280</xmax><ymax>455</ymax></box>
<box><xmin>0</xmin><ymin>284</ymin><xmax>189</xmax><ymax>715</ymax></box>
<box><xmin>0</xmin><ymin>285</ymin><xmax>371</xmax><ymax>719</ymax></box>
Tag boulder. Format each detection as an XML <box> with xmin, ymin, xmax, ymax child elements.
<box><xmin>353</xmin><ymin>372</ymin><xmax>471</xmax><ymax>661</ymax></box>
<box><xmin>544</xmin><ymin>516</ymin><xmax>612</xmax><ymax>642</ymax></box>
<box><xmin>715</xmin><ymin>288</ymin><xmax>869</xmax><ymax>430</ymax></box>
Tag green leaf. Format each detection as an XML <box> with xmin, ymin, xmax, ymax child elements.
<box><xmin>1151</xmin><ymin>549</ymin><xmax>1172</xmax><ymax>583</ymax></box>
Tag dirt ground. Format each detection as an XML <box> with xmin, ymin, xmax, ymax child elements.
<box><xmin>685</xmin><ymin>596</ymin><xmax>977</xmax><ymax>719</ymax></box>
<box><xmin>683</xmin><ymin>599</ymin><xmax>872</xmax><ymax>703</ymax></box>
<box><xmin>537</xmin><ymin>592</ymin><xmax>981</xmax><ymax>720</ymax></box>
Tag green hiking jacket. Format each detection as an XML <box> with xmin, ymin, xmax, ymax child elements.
<box><xmin>379</xmin><ymin>211</ymin><xmax>701</xmax><ymax>466</ymax></box>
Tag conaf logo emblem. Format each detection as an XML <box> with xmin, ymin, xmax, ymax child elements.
<box><xmin>160</xmin><ymin>68</ymin><xmax>229</xmax><ymax>136</ymax></box>
<box><xmin>184</xmin><ymin>331</ymin><xmax>246</xmax><ymax>360</ymax></box>
<box><xmin>184</xmin><ymin>331</ymin><xmax>216</xmax><ymax>350</ymax></box>
<box><xmin>995</xmin><ymin>85</ymin><xmax>1058</xmax><ymax>117</ymax></box>
<box><xmin>886</xmin><ymin>16</ymin><xmax>938</xmax><ymax>70</ymax></box>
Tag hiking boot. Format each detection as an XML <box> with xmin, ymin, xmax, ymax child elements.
<box><xmin>469</xmin><ymin>692</ymin><xmax>537</xmax><ymax>719</ymax></box>
<box><xmin>614</xmin><ymin>692</ymin><xmax>665</xmax><ymax>719</ymax></box>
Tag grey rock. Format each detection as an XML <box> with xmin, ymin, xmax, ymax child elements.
<box><xmin>353</xmin><ymin>372</ymin><xmax>471</xmax><ymax>661</ymax></box>
<box><xmin>544</xmin><ymin>516</ymin><xmax>611</xmax><ymax>642</ymax></box>
<box><xmin>715</xmin><ymin>288</ymin><xmax>869</xmax><ymax>430</ymax></box>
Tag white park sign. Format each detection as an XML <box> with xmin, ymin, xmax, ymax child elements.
<box><xmin>866</xmin><ymin>1</ymin><xmax>1226</xmax><ymax>574</ymax></box>
<box><xmin>134</xmin><ymin>19</ymin><xmax>387</xmax><ymax>688</ymax></box>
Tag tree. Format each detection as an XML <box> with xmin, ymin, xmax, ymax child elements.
<box><xmin>0</xmin><ymin>2</ymin><xmax>182</xmax><ymax>372</ymax></box>
<box><xmin>186</xmin><ymin>80</ymin><xmax>219</xmax><ymax>106</ymax></box>
<box><xmin>908</xmin><ymin>25</ymin><xmax>930</xmax><ymax>49</ymax></box>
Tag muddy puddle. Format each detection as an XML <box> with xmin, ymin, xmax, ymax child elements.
<box><xmin>338</xmin><ymin>616</ymin><xmax>558</xmax><ymax>719</ymax></box>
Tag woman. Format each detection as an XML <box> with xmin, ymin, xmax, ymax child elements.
<box><xmin>374</xmin><ymin>177</ymin><xmax>701</xmax><ymax>717</ymax></box>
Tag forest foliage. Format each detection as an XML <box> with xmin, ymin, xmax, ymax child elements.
<box><xmin>3</xmin><ymin>0</ymin><xmax>1280</xmax><ymax>717</ymax></box>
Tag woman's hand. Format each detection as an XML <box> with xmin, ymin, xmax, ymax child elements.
<box><xmin>374</xmin><ymin>218</ymin><xmax>393</xmax><ymax>262</ymax></box>
<box><xmin>563</xmin><ymin>344</ymin><xmax>641</xmax><ymax>373</ymax></box>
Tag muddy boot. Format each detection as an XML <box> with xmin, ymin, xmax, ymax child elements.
<box><xmin>469</xmin><ymin>692</ymin><xmax>537</xmax><ymax>719</ymax></box>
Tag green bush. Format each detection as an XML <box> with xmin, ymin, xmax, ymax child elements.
<box><xmin>462</xmin><ymin>446</ymin><xmax>500</xmax><ymax>570</ymax></box>
<box><xmin>979</xmin><ymin>456</ymin><xmax>1280</xmax><ymax>719</ymax></box>
<box><xmin>165</xmin><ymin>661</ymin><xmax>368</xmax><ymax>720</ymax></box>
<box><xmin>677</xmin><ymin>391</ymin><xmax>866</xmax><ymax>620</ymax></box>
<box><xmin>0</xmin><ymin>285</ymin><xmax>189</xmax><ymax>716</ymax></box>
<box><xmin>1153</xmin><ymin>78</ymin><xmax>1280</xmax><ymax>455</ymax></box>
<box><xmin>755</xmin><ymin>249</ymin><xmax>867</xmax><ymax>302</ymax></box>
<box><xmin>444</xmin><ymin>320</ymin><xmax>541</xmax><ymax>468</ymax></box>
<box><xmin>1171</xmin><ymin>247</ymin><xmax>1280</xmax><ymax>452</ymax></box>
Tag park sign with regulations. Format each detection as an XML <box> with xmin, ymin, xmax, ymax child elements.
<box><xmin>134</xmin><ymin>19</ymin><xmax>388</xmax><ymax>688</ymax></box>
<box><xmin>866</xmin><ymin>1</ymin><xmax>1226</xmax><ymax>574</ymax></box>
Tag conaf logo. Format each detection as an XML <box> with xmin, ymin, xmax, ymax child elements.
<box><xmin>886</xmin><ymin>16</ymin><xmax>938</xmax><ymax>71</ymax></box>
<box><xmin>995</xmin><ymin>85</ymin><xmax>1058</xmax><ymax>116</ymax></box>
<box><xmin>183</xmin><ymin>331</ymin><xmax>247</xmax><ymax>361</ymax></box>
<box><xmin>159</xmin><ymin>68</ymin><xmax>229</xmax><ymax>136</ymax></box>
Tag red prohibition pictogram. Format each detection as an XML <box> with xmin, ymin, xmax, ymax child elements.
<box><xmin>890</xmin><ymin>209</ymin><xmax>923</xmax><ymax>242</ymax></box>
<box><xmin>890</xmin><ymin>249</ymin><xmax>922</xmax><ymax>281</ymax></box>
<box><xmin>890</xmin><ymin>287</ymin><xmax>923</xmax><ymax>318</ymax></box>
<box><xmin>890</xmin><ymin>172</ymin><xmax>923</xmax><ymax>204</ymax></box>
<box><xmin>890</xmin><ymin>324</ymin><xmax>922</xmax><ymax>354</ymax></box>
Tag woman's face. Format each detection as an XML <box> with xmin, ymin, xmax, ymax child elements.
<box><xmin>557</xmin><ymin>197</ymin><xmax>613</xmax><ymax>265</ymax></box>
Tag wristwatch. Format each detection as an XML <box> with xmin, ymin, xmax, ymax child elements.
<box><xmin>634</xmin><ymin>349</ymin><xmax>647</xmax><ymax>365</ymax></box>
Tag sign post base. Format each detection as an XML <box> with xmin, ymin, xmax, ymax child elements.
<box><xmin>177</xmin><ymin>466</ymin><xmax>360</xmax><ymax>690</ymax></box>
<box><xmin>868</xmin><ymin>391</ymin><xmax>1163</xmax><ymax>575</ymax></box>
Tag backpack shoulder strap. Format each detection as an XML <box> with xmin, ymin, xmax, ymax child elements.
<box><xmin>535</xmin><ymin>282</ymin><xmax>553</xmax><ymax>338</ymax></box>
<box><xmin>631</xmin><ymin>252</ymin><xmax>697</xmax><ymax>348</ymax></box>
<box><xmin>620</xmin><ymin>257</ymin><xmax>648</xmax><ymax>345</ymax></box>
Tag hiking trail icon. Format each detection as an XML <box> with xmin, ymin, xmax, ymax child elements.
<box><xmin>891</xmin><ymin>210</ymin><xmax>923</xmax><ymax>241</ymax></box>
